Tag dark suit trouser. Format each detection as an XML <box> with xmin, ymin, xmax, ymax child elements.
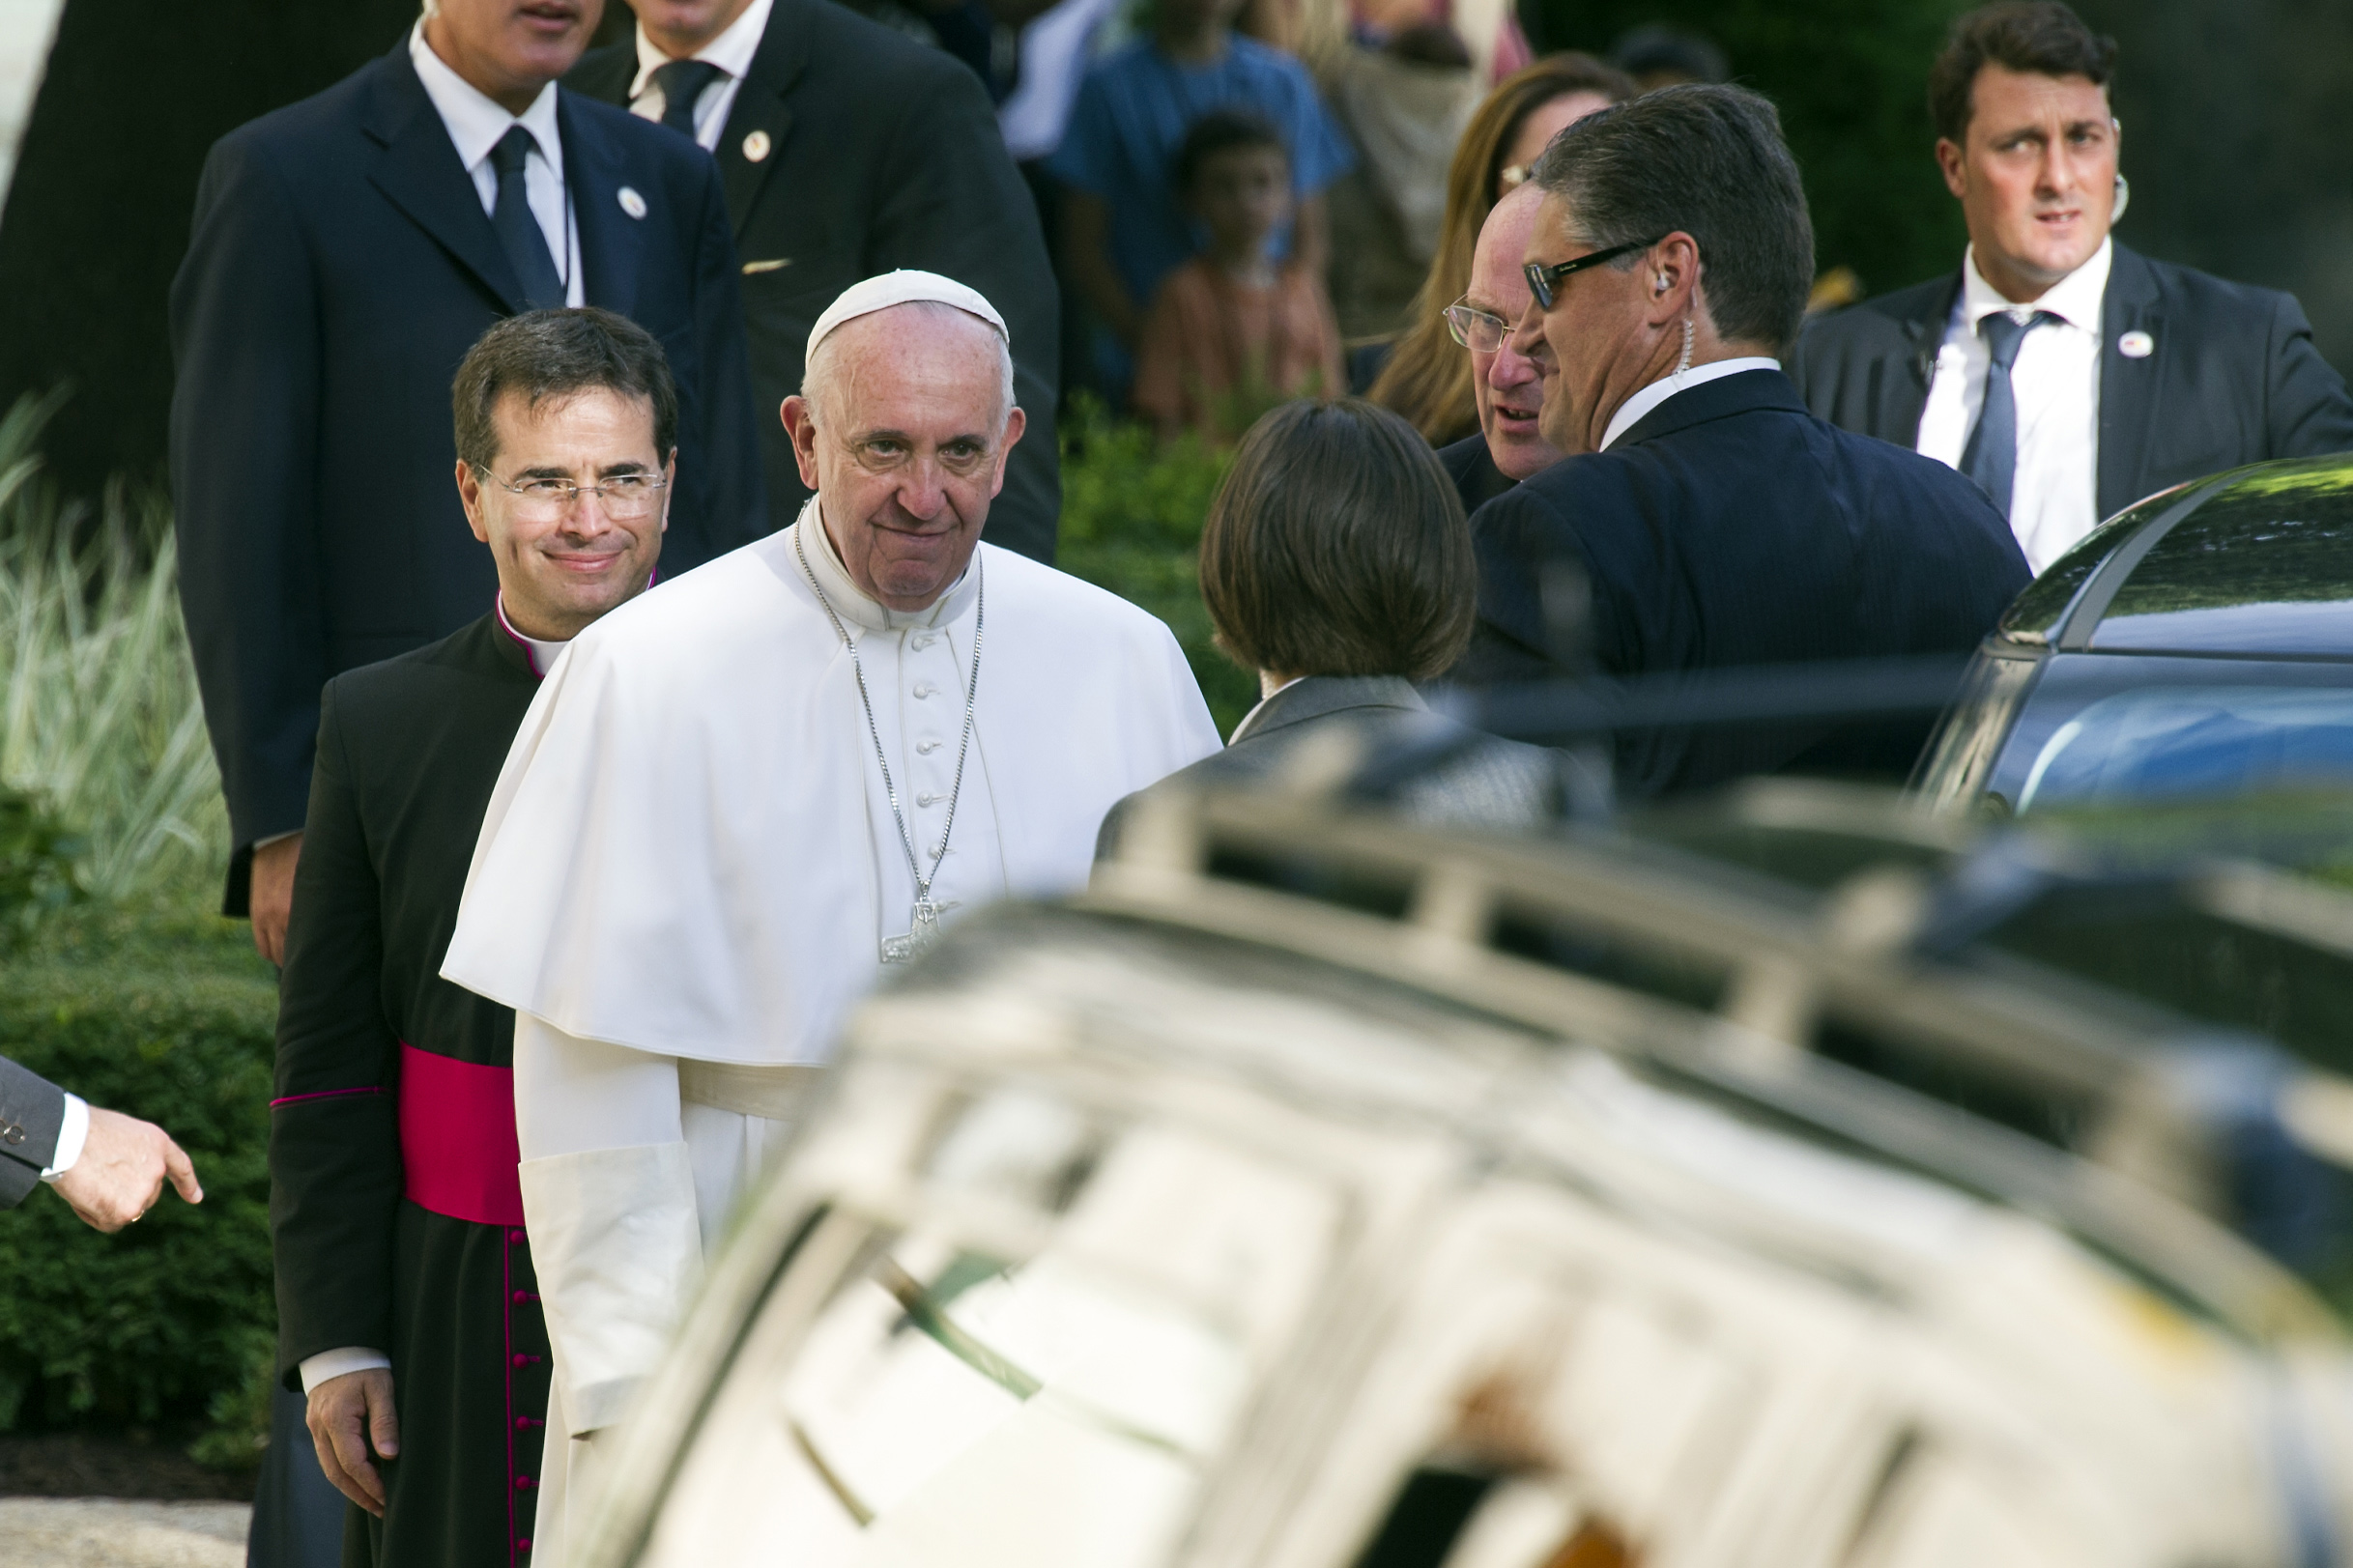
<box><xmin>246</xmin><ymin>1345</ymin><xmax>346</xmax><ymax>1565</ymax></box>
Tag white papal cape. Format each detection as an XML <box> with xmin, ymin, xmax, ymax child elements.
<box><xmin>445</xmin><ymin>513</ymin><xmax>1220</xmax><ymax>1061</ymax></box>
<box><xmin>440</xmin><ymin>511</ymin><xmax>1219</xmax><ymax>1562</ymax></box>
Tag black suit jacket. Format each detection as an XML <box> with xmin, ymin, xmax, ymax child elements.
<box><xmin>270</xmin><ymin>614</ymin><xmax>538</xmax><ymax>1382</ymax></box>
<box><xmin>0</xmin><ymin>1054</ymin><xmax>65</xmax><ymax>1208</ymax></box>
<box><xmin>1786</xmin><ymin>242</ymin><xmax>2353</xmax><ymax>521</ymax></box>
<box><xmin>1460</xmin><ymin>369</ymin><xmax>2031</xmax><ymax>796</ymax></box>
<box><xmin>1437</xmin><ymin>432</ymin><xmax>1516</xmax><ymax>518</ymax></box>
<box><xmin>170</xmin><ymin>44</ymin><xmax>766</xmax><ymax>910</ymax></box>
<box><xmin>568</xmin><ymin>0</ymin><xmax>1061</xmax><ymax>561</ymax></box>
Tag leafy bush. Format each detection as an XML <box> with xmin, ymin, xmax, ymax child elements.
<box><xmin>0</xmin><ymin>921</ymin><xmax>275</xmax><ymax>1449</ymax></box>
<box><xmin>0</xmin><ymin>785</ymin><xmax>79</xmax><ymax>944</ymax></box>
<box><xmin>1057</xmin><ymin>400</ymin><xmax>1258</xmax><ymax>735</ymax></box>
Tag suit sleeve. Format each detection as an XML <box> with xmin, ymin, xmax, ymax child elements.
<box><xmin>872</xmin><ymin>61</ymin><xmax>1061</xmax><ymax>563</ymax></box>
<box><xmin>2262</xmin><ymin>291</ymin><xmax>2353</xmax><ymax>460</ymax></box>
<box><xmin>269</xmin><ymin>683</ymin><xmax>402</xmax><ymax>1387</ymax></box>
<box><xmin>169</xmin><ymin>136</ymin><xmax>328</xmax><ymax>913</ymax></box>
<box><xmin>679</xmin><ymin>156</ymin><xmax>769</xmax><ymax>562</ymax></box>
<box><xmin>1455</xmin><ymin>485</ymin><xmax>1619</xmax><ymax>685</ymax></box>
<box><xmin>0</xmin><ymin>1054</ymin><xmax>67</xmax><ymax>1210</ymax></box>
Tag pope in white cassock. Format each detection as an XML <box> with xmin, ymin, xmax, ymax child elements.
<box><xmin>441</xmin><ymin>271</ymin><xmax>1220</xmax><ymax>1562</ymax></box>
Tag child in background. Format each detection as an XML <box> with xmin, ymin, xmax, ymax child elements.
<box><xmin>1133</xmin><ymin>112</ymin><xmax>1346</xmax><ymax>443</ymax></box>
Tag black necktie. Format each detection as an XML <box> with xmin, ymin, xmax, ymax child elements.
<box><xmin>489</xmin><ymin>126</ymin><xmax>565</xmax><ymax>310</ymax></box>
<box><xmin>1960</xmin><ymin>309</ymin><xmax>2057</xmax><ymax>520</ymax></box>
<box><xmin>650</xmin><ymin>59</ymin><xmax>725</xmax><ymax>138</ymax></box>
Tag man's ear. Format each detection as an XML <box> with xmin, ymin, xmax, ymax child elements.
<box><xmin>1934</xmin><ymin>136</ymin><xmax>1968</xmax><ymax>201</ymax></box>
<box><xmin>455</xmin><ymin>459</ymin><xmax>491</xmax><ymax>545</ymax></box>
<box><xmin>781</xmin><ymin>396</ymin><xmax>822</xmax><ymax>489</ymax></box>
<box><xmin>990</xmin><ymin>406</ymin><xmax>1027</xmax><ymax>499</ymax></box>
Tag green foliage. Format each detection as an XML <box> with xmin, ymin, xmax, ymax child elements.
<box><xmin>0</xmin><ymin>925</ymin><xmax>276</xmax><ymax>1448</ymax></box>
<box><xmin>0</xmin><ymin>785</ymin><xmax>80</xmax><ymax>944</ymax></box>
<box><xmin>0</xmin><ymin>395</ymin><xmax>226</xmax><ymax>911</ymax></box>
<box><xmin>1056</xmin><ymin>399</ymin><xmax>1259</xmax><ymax>736</ymax></box>
<box><xmin>1537</xmin><ymin>0</ymin><xmax>1974</xmax><ymax>301</ymax></box>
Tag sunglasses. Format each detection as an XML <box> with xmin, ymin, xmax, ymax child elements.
<box><xmin>1523</xmin><ymin>236</ymin><xmax>1665</xmax><ymax>311</ymax></box>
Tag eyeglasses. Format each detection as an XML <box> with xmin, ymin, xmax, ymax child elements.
<box><xmin>1444</xmin><ymin>299</ymin><xmax>1510</xmax><ymax>354</ymax></box>
<box><xmin>1498</xmin><ymin>162</ymin><xmax>1535</xmax><ymax>191</ymax></box>
<box><xmin>1523</xmin><ymin>236</ymin><xmax>1665</xmax><ymax>311</ymax></box>
<box><xmin>477</xmin><ymin>469</ymin><xmax>669</xmax><ymax>523</ymax></box>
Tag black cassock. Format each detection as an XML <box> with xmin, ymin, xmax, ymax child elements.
<box><xmin>272</xmin><ymin>613</ymin><xmax>552</xmax><ymax>1567</ymax></box>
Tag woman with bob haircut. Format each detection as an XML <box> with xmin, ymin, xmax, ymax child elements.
<box><xmin>1099</xmin><ymin>398</ymin><xmax>1556</xmax><ymax>851</ymax></box>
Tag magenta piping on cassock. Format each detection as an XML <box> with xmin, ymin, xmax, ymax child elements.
<box><xmin>397</xmin><ymin>1041</ymin><xmax>526</xmax><ymax>1227</ymax></box>
<box><xmin>269</xmin><ymin>1085</ymin><xmax>386</xmax><ymax>1109</ymax></box>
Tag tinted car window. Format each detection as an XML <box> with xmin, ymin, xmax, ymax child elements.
<box><xmin>1999</xmin><ymin>484</ymin><xmax>2193</xmax><ymax>643</ymax></box>
<box><xmin>2017</xmin><ymin>687</ymin><xmax>2353</xmax><ymax>810</ymax></box>
<box><xmin>2093</xmin><ymin>466</ymin><xmax>2353</xmax><ymax>655</ymax></box>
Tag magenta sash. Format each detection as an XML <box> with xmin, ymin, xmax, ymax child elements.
<box><xmin>398</xmin><ymin>1042</ymin><xmax>525</xmax><ymax>1227</ymax></box>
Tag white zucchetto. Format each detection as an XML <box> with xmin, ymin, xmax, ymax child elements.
<box><xmin>806</xmin><ymin>270</ymin><xmax>1008</xmax><ymax>358</ymax></box>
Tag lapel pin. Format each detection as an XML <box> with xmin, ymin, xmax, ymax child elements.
<box><xmin>2118</xmin><ymin>329</ymin><xmax>2154</xmax><ymax>358</ymax></box>
<box><xmin>617</xmin><ymin>185</ymin><xmax>647</xmax><ymax>220</ymax></box>
<box><xmin>742</xmin><ymin>129</ymin><xmax>773</xmax><ymax>163</ymax></box>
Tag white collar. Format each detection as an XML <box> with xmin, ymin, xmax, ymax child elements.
<box><xmin>495</xmin><ymin>592</ymin><xmax>572</xmax><ymax>678</ymax></box>
<box><xmin>1957</xmin><ymin>237</ymin><xmax>2111</xmax><ymax>334</ymax></box>
<box><xmin>631</xmin><ymin>0</ymin><xmax>773</xmax><ymax>98</ymax></box>
<box><xmin>1597</xmin><ymin>356</ymin><xmax>1783</xmax><ymax>451</ymax></box>
<box><xmin>796</xmin><ymin>499</ymin><xmax>980</xmax><ymax>635</ymax></box>
<box><xmin>410</xmin><ymin>19</ymin><xmax>563</xmax><ymax>174</ymax></box>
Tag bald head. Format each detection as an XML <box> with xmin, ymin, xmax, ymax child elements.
<box><xmin>781</xmin><ymin>302</ymin><xmax>1026</xmax><ymax>611</ymax></box>
<box><xmin>1465</xmin><ymin>185</ymin><xmax>1564</xmax><ymax>482</ymax></box>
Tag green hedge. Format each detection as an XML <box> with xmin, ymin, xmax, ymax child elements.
<box><xmin>0</xmin><ymin>911</ymin><xmax>276</xmax><ymax>1453</ymax></box>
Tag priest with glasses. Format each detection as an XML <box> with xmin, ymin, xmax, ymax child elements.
<box><xmin>443</xmin><ymin>271</ymin><xmax>1219</xmax><ymax>1564</ymax></box>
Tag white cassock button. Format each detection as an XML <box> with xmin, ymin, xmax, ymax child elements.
<box><xmin>913</xmin><ymin>683</ymin><xmax>933</xmax><ymax>698</ymax></box>
<box><xmin>742</xmin><ymin>128</ymin><xmax>772</xmax><ymax>162</ymax></box>
<box><xmin>917</xmin><ymin>792</ymin><xmax>938</xmax><ymax>806</ymax></box>
<box><xmin>917</xmin><ymin>739</ymin><xmax>940</xmax><ymax>754</ymax></box>
<box><xmin>617</xmin><ymin>186</ymin><xmax>647</xmax><ymax>220</ymax></box>
<box><xmin>2118</xmin><ymin>329</ymin><xmax>2155</xmax><ymax>358</ymax></box>
<box><xmin>912</xmin><ymin>633</ymin><xmax>934</xmax><ymax>649</ymax></box>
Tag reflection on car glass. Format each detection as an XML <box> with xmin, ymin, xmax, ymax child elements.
<box><xmin>2098</xmin><ymin>468</ymin><xmax>2353</xmax><ymax>652</ymax></box>
<box><xmin>2017</xmin><ymin>687</ymin><xmax>2353</xmax><ymax>811</ymax></box>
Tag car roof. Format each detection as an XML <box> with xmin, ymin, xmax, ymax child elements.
<box><xmin>1996</xmin><ymin>455</ymin><xmax>2353</xmax><ymax>658</ymax></box>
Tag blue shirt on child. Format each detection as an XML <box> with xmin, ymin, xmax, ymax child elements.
<box><xmin>1047</xmin><ymin>35</ymin><xmax>1354</xmax><ymax>312</ymax></box>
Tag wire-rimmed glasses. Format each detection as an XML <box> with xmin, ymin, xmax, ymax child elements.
<box><xmin>476</xmin><ymin>469</ymin><xmax>669</xmax><ymax>523</ymax></box>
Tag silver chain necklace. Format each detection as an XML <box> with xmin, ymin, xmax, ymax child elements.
<box><xmin>795</xmin><ymin>522</ymin><xmax>985</xmax><ymax>963</ymax></box>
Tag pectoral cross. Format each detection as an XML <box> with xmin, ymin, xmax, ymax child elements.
<box><xmin>881</xmin><ymin>898</ymin><xmax>960</xmax><ymax>964</ymax></box>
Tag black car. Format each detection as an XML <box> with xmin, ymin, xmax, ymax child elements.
<box><xmin>1916</xmin><ymin>455</ymin><xmax>2353</xmax><ymax>814</ymax></box>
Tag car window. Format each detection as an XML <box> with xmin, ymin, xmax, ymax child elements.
<box><xmin>2016</xmin><ymin>687</ymin><xmax>2353</xmax><ymax>811</ymax></box>
<box><xmin>2094</xmin><ymin>468</ymin><xmax>2353</xmax><ymax>655</ymax></box>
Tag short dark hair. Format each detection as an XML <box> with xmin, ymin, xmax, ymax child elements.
<box><xmin>1529</xmin><ymin>83</ymin><xmax>1813</xmax><ymax>354</ymax></box>
<box><xmin>1174</xmin><ymin>109</ymin><xmax>1287</xmax><ymax>198</ymax></box>
<box><xmin>452</xmin><ymin>307</ymin><xmax>678</xmax><ymax>471</ymax></box>
<box><xmin>1929</xmin><ymin>3</ymin><xmax>2117</xmax><ymax>144</ymax></box>
<box><xmin>1199</xmin><ymin>399</ymin><xmax>1474</xmax><ymax>682</ymax></box>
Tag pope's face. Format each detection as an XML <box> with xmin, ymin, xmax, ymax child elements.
<box><xmin>782</xmin><ymin>308</ymin><xmax>1025</xmax><ymax>613</ymax></box>
<box><xmin>456</xmin><ymin>386</ymin><xmax>669</xmax><ymax>640</ymax></box>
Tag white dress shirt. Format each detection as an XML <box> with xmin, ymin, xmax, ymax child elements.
<box><xmin>1599</xmin><ymin>356</ymin><xmax>1784</xmax><ymax>451</ymax></box>
<box><xmin>1915</xmin><ymin>239</ymin><xmax>2109</xmax><ymax>573</ymax></box>
<box><xmin>627</xmin><ymin>0</ymin><xmax>774</xmax><ymax>153</ymax></box>
<box><xmin>409</xmin><ymin>21</ymin><xmax>585</xmax><ymax>307</ymax></box>
<box><xmin>37</xmin><ymin>1093</ymin><xmax>87</xmax><ymax>1183</ymax></box>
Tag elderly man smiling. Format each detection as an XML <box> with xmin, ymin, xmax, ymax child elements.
<box><xmin>442</xmin><ymin>271</ymin><xmax>1218</xmax><ymax>1564</ymax></box>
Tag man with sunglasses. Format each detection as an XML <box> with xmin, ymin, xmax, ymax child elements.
<box><xmin>1454</xmin><ymin>84</ymin><xmax>2029</xmax><ymax>798</ymax></box>
<box><xmin>1436</xmin><ymin>184</ymin><xmax>1566</xmax><ymax>517</ymax></box>
<box><xmin>270</xmin><ymin>309</ymin><xmax>674</xmax><ymax>1568</ymax></box>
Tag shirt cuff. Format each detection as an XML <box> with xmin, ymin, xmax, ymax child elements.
<box><xmin>300</xmin><ymin>1348</ymin><xmax>393</xmax><ymax>1394</ymax></box>
<box><xmin>251</xmin><ymin>829</ymin><xmax>301</xmax><ymax>851</ymax></box>
<box><xmin>38</xmin><ymin>1095</ymin><xmax>88</xmax><ymax>1182</ymax></box>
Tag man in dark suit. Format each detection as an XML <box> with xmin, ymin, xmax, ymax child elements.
<box><xmin>271</xmin><ymin>309</ymin><xmax>674</xmax><ymax>1568</ymax></box>
<box><xmin>1459</xmin><ymin>85</ymin><xmax>2030</xmax><ymax>798</ymax></box>
<box><xmin>566</xmin><ymin>0</ymin><xmax>1061</xmax><ymax>561</ymax></box>
<box><xmin>1787</xmin><ymin>2</ymin><xmax>2353</xmax><ymax>573</ymax></box>
<box><xmin>1437</xmin><ymin>185</ymin><xmax>1566</xmax><ymax>519</ymax></box>
<box><xmin>0</xmin><ymin>1054</ymin><xmax>201</xmax><ymax>1230</ymax></box>
<box><xmin>170</xmin><ymin>0</ymin><xmax>766</xmax><ymax>967</ymax></box>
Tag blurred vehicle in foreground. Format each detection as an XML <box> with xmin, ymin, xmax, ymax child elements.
<box><xmin>1918</xmin><ymin>455</ymin><xmax>2353</xmax><ymax>814</ymax></box>
<box><xmin>572</xmin><ymin>779</ymin><xmax>2353</xmax><ymax>1568</ymax></box>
